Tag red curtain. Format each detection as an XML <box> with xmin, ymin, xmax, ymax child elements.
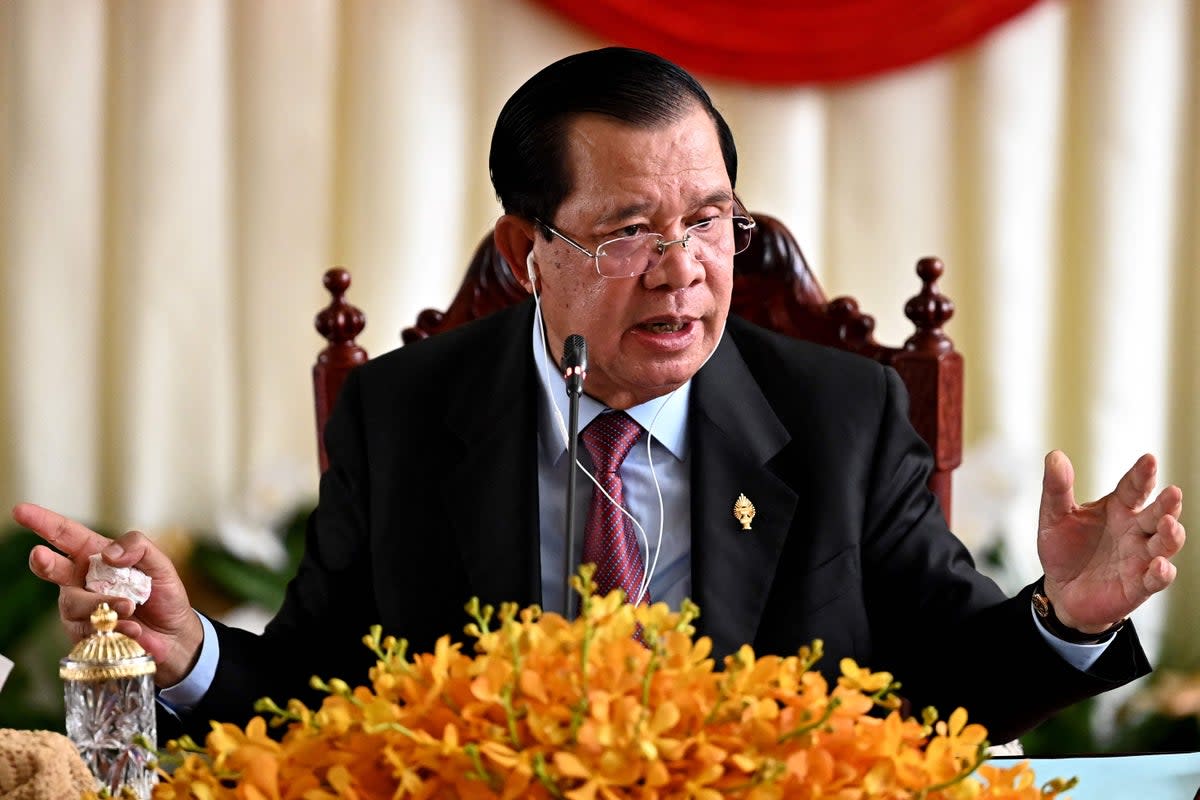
<box><xmin>530</xmin><ymin>0</ymin><xmax>1044</xmax><ymax>85</ymax></box>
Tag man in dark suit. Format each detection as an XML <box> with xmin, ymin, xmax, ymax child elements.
<box><xmin>15</xmin><ymin>48</ymin><xmax>1185</xmax><ymax>746</ymax></box>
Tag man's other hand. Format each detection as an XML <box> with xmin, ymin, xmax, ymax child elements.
<box><xmin>1037</xmin><ymin>451</ymin><xmax>1186</xmax><ymax>634</ymax></box>
<box><xmin>13</xmin><ymin>502</ymin><xmax>203</xmax><ymax>687</ymax></box>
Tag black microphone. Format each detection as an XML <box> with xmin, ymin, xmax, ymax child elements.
<box><xmin>562</xmin><ymin>334</ymin><xmax>587</xmax><ymax>397</ymax></box>
<box><xmin>561</xmin><ymin>334</ymin><xmax>587</xmax><ymax>615</ymax></box>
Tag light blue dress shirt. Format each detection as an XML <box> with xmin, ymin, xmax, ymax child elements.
<box><xmin>531</xmin><ymin>317</ymin><xmax>693</xmax><ymax>616</ymax></box>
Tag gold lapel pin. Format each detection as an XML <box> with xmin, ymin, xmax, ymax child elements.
<box><xmin>733</xmin><ymin>493</ymin><xmax>756</xmax><ymax>531</ymax></box>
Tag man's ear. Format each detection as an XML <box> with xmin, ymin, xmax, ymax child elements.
<box><xmin>494</xmin><ymin>215</ymin><xmax>537</xmax><ymax>293</ymax></box>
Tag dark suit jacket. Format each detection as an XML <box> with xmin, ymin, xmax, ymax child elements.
<box><xmin>170</xmin><ymin>300</ymin><xmax>1149</xmax><ymax>744</ymax></box>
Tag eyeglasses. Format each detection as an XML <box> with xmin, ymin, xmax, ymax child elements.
<box><xmin>535</xmin><ymin>212</ymin><xmax>757</xmax><ymax>279</ymax></box>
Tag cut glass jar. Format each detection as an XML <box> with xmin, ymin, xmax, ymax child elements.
<box><xmin>60</xmin><ymin>602</ymin><xmax>157</xmax><ymax>799</ymax></box>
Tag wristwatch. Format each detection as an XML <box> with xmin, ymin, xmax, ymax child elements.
<box><xmin>1031</xmin><ymin>577</ymin><xmax>1126</xmax><ymax>645</ymax></box>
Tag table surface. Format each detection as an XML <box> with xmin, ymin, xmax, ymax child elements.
<box><xmin>1002</xmin><ymin>751</ymin><xmax>1200</xmax><ymax>799</ymax></box>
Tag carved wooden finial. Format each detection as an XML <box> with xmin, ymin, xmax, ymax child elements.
<box><xmin>903</xmin><ymin>257</ymin><xmax>955</xmax><ymax>354</ymax></box>
<box><xmin>316</xmin><ymin>267</ymin><xmax>366</xmax><ymax>350</ymax></box>
<box><xmin>313</xmin><ymin>267</ymin><xmax>368</xmax><ymax>474</ymax></box>
<box><xmin>826</xmin><ymin>296</ymin><xmax>877</xmax><ymax>347</ymax></box>
<box><xmin>323</xmin><ymin>266</ymin><xmax>352</xmax><ymax>294</ymax></box>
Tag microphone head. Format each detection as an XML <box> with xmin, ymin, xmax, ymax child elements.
<box><xmin>562</xmin><ymin>334</ymin><xmax>587</xmax><ymax>396</ymax></box>
<box><xmin>562</xmin><ymin>334</ymin><xmax>588</xmax><ymax>372</ymax></box>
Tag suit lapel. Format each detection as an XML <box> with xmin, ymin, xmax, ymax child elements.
<box><xmin>430</xmin><ymin>305</ymin><xmax>798</xmax><ymax>640</ymax></box>
<box><xmin>442</xmin><ymin>303</ymin><xmax>541</xmax><ymax>609</ymax></box>
<box><xmin>690</xmin><ymin>333</ymin><xmax>798</xmax><ymax>660</ymax></box>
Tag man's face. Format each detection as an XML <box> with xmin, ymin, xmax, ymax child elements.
<box><xmin>530</xmin><ymin>105</ymin><xmax>735</xmax><ymax>410</ymax></box>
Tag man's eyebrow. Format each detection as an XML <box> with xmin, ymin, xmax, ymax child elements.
<box><xmin>595</xmin><ymin>202</ymin><xmax>652</xmax><ymax>227</ymax></box>
<box><xmin>698</xmin><ymin>189</ymin><xmax>734</xmax><ymax>208</ymax></box>
<box><xmin>594</xmin><ymin>190</ymin><xmax>735</xmax><ymax>227</ymax></box>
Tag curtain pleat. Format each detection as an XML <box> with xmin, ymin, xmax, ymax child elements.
<box><xmin>230</xmin><ymin>0</ymin><xmax>338</xmax><ymax>497</ymax></box>
<box><xmin>1</xmin><ymin>0</ymin><xmax>106</xmax><ymax>524</ymax></box>
<box><xmin>98</xmin><ymin>1</ymin><xmax>237</xmax><ymax>527</ymax></box>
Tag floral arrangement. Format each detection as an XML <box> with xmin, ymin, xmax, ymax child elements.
<box><xmin>153</xmin><ymin>567</ymin><xmax>1071</xmax><ymax>799</ymax></box>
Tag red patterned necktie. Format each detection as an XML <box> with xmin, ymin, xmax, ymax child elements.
<box><xmin>580</xmin><ymin>411</ymin><xmax>649</xmax><ymax>605</ymax></box>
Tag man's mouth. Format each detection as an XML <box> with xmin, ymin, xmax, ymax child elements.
<box><xmin>640</xmin><ymin>320</ymin><xmax>688</xmax><ymax>334</ymax></box>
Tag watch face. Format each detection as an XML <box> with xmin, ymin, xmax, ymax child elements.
<box><xmin>1032</xmin><ymin>589</ymin><xmax>1051</xmax><ymax>619</ymax></box>
<box><xmin>1032</xmin><ymin>583</ymin><xmax>1124</xmax><ymax>644</ymax></box>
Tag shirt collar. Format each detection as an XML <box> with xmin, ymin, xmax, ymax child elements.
<box><xmin>531</xmin><ymin>310</ymin><xmax>691</xmax><ymax>464</ymax></box>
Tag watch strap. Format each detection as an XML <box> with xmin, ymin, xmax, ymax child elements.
<box><xmin>1031</xmin><ymin>577</ymin><xmax>1127</xmax><ymax>645</ymax></box>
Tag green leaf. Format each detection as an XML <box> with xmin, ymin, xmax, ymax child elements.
<box><xmin>0</xmin><ymin>530</ymin><xmax>60</xmax><ymax>650</ymax></box>
<box><xmin>189</xmin><ymin>542</ymin><xmax>290</xmax><ymax>610</ymax></box>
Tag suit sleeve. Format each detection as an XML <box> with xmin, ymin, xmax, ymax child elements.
<box><xmin>859</xmin><ymin>367</ymin><xmax>1149</xmax><ymax>743</ymax></box>
<box><xmin>161</xmin><ymin>368</ymin><xmax>381</xmax><ymax>742</ymax></box>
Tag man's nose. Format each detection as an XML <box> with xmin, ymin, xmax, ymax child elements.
<box><xmin>644</xmin><ymin>236</ymin><xmax>705</xmax><ymax>290</ymax></box>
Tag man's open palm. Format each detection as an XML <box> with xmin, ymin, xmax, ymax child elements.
<box><xmin>1037</xmin><ymin>451</ymin><xmax>1185</xmax><ymax>633</ymax></box>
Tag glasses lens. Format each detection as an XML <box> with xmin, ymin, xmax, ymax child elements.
<box><xmin>591</xmin><ymin>215</ymin><xmax>755</xmax><ymax>277</ymax></box>
<box><xmin>596</xmin><ymin>233</ymin><xmax>660</xmax><ymax>278</ymax></box>
<box><xmin>686</xmin><ymin>216</ymin><xmax>755</xmax><ymax>261</ymax></box>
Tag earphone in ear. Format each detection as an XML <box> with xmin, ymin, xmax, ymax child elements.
<box><xmin>525</xmin><ymin>251</ymin><xmax>537</xmax><ymax>284</ymax></box>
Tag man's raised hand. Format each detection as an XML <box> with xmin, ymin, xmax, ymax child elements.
<box><xmin>1036</xmin><ymin>451</ymin><xmax>1186</xmax><ymax>634</ymax></box>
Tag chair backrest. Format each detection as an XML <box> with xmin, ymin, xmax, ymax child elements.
<box><xmin>313</xmin><ymin>214</ymin><xmax>963</xmax><ymax>522</ymax></box>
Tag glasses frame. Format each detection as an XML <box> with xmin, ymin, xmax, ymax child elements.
<box><xmin>534</xmin><ymin>201</ymin><xmax>756</xmax><ymax>280</ymax></box>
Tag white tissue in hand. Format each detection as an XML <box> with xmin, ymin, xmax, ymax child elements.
<box><xmin>86</xmin><ymin>553</ymin><xmax>152</xmax><ymax>605</ymax></box>
<box><xmin>0</xmin><ymin>654</ymin><xmax>12</xmax><ymax>692</ymax></box>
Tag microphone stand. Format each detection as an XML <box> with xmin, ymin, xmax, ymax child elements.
<box><xmin>561</xmin><ymin>334</ymin><xmax>587</xmax><ymax>617</ymax></box>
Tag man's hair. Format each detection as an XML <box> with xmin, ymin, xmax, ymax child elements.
<box><xmin>488</xmin><ymin>47</ymin><xmax>738</xmax><ymax>230</ymax></box>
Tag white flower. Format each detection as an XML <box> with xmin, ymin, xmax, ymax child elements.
<box><xmin>219</xmin><ymin>604</ymin><xmax>275</xmax><ymax>635</ymax></box>
<box><xmin>213</xmin><ymin>460</ymin><xmax>315</xmax><ymax>570</ymax></box>
<box><xmin>956</xmin><ymin>437</ymin><xmax>1043</xmax><ymax>593</ymax></box>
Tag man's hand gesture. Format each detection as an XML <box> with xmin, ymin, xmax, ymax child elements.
<box><xmin>13</xmin><ymin>502</ymin><xmax>203</xmax><ymax>687</ymax></box>
<box><xmin>1037</xmin><ymin>451</ymin><xmax>1186</xmax><ymax>634</ymax></box>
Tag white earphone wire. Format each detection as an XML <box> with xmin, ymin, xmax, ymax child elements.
<box><xmin>528</xmin><ymin>248</ymin><xmax>728</xmax><ymax>610</ymax></box>
<box><xmin>529</xmin><ymin>256</ymin><xmax>656</xmax><ymax>608</ymax></box>
<box><xmin>631</xmin><ymin>314</ymin><xmax>725</xmax><ymax>606</ymax></box>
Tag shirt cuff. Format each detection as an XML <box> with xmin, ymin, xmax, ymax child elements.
<box><xmin>156</xmin><ymin>611</ymin><xmax>219</xmax><ymax>715</ymax></box>
<box><xmin>1031</xmin><ymin>603</ymin><xmax>1112</xmax><ymax>672</ymax></box>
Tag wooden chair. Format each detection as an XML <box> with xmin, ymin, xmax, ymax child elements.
<box><xmin>313</xmin><ymin>214</ymin><xmax>963</xmax><ymax>521</ymax></box>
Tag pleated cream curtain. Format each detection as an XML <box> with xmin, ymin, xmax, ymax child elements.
<box><xmin>1</xmin><ymin>0</ymin><xmax>1197</xmax><ymax>667</ymax></box>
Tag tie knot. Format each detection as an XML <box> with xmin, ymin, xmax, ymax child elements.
<box><xmin>580</xmin><ymin>411</ymin><xmax>643</xmax><ymax>475</ymax></box>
